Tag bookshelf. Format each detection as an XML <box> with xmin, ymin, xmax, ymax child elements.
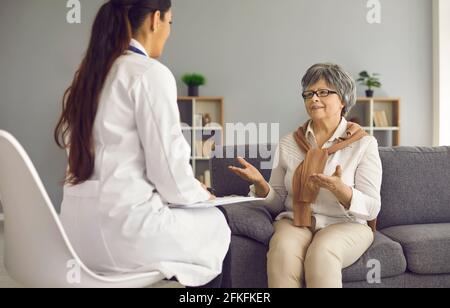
<box><xmin>177</xmin><ymin>97</ymin><xmax>224</xmax><ymax>186</ymax></box>
<box><xmin>347</xmin><ymin>97</ymin><xmax>401</xmax><ymax>146</ymax></box>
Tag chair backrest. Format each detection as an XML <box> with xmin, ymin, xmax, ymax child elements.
<box><xmin>0</xmin><ymin>130</ymin><xmax>164</xmax><ymax>287</ymax></box>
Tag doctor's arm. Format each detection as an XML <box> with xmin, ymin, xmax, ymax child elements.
<box><xmin>132</xmin><ymin>65</ymin><xmax>210</xmax><ymax>206</ymax></box>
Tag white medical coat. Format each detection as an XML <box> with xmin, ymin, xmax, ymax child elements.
<box><xmin>60</xmin><ymin>40</ymin><xmax>231</xmax><ymax>287</ymax></box>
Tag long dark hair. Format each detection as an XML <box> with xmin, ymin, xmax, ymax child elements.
<box><xmin>55</xmin><ymin>0</ymin><xmax>171</xmax><ymax>185</ymax></box>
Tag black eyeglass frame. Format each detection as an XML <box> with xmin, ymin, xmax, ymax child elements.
<box><xmin>302</xmin><ymin>89</ymin><xmax>339</xmax><ymax>100</ymax></box>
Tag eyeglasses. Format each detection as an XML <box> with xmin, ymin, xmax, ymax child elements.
<box><xmin>302</xmin><ymin>89</ymin><xmax>338</xmax><ymax>100</ymax></box>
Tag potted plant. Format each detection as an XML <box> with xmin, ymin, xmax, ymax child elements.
<box><xmin>182</xmin><ymin>73</ymin><xmax>206</xmax><ymax>97</ymax></box>
<box><xmin>357</xmin><ymin>71</ymin><xmax>381</xmax><ymax>97</ymax></box>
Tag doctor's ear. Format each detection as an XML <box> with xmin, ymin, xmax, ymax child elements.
<box><xmin>150</xmin><ymin>10</ymin><xmax>161</xmax><ymax>32</ymax></box>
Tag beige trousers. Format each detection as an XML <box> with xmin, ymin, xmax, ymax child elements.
<box><xmin>267</xmin><ymin>219</ymin><xmax>374</xmax><ymax>288</ymax></box>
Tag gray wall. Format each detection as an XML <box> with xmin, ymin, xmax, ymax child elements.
<box><xmin>0</xmin><ymin>0</ymin><xmax>432</xmax><ymax>208</ymax></box>
<box><xmin>165</xmin><ymin>0</ymin><xmax>432</xmax><ymax>145</ymax></box>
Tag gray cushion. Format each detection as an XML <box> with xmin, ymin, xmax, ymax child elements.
<box><xmin>377</xmin><ymin>147</ymin><xmax>450</xmax><ymax>229</ymax></box>
<box><xmin>221</xmin><ymin>203</ymin><xmax>274</xmax><ymax>245</ymax></box>
<box><xmin>342</xmin><ymin>232</ymin><xmax>407</xmax><ymax>282</ymax></box>
<box><xmin>381</xmin><ymin>223</ymin><xmax>450</xmax><ymax>275</ymax></box>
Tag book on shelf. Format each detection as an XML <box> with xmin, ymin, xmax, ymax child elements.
<box><xmin>374</xmin><ymin>110</ymin><xmax>389</xmax><ymax>127</ymax></box>
<box><xmin>194</xmin><ymin>139</ymin><xmax>216</xmax><ymax>158</ymax></box>
<box><xmin>380</xmin><ymin>111</ymin><xmax>389</xmax><ymax>127</ymax></box>
<box><xmin>195</xmin><ymin>140</ymin><xmax>203</xmax><ymax>158</ymax></box>
<box><xmin>194</xmin><ymin>114</ymin><xmax>203</xmax><ymax>128</ymax></box>
<box><xmin>196</xmin><ymin>170</ymin><xmax>211</xmax><ymax>186</ymax></box>
<box><xmin>204</xmin><ymin>170</ymin><xmax>211</xmax><ymax>187</ymax></box>
<box><xmin>197</xmin><ymin>175</ymin><xmax>205</xmax><ymax>184</ymax></box>
<box><xmin>373</xmin><ymin>111</ymin><xmax>381</xmax><ymax>127</ymax></box>
<box><xmin>202</xmin><ymin>139</ymin><xmax>216</xmax><ymax>158</ymax></box>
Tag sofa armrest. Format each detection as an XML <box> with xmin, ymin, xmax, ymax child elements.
<box><xmin>221</xmin><ymin>203</ymin><xmax>274</xmax><ymax>246</ymax></box>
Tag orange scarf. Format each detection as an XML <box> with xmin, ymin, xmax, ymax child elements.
<box><xmin>292</xmin><ymin>120</ymin><xmax>377</xmax><ymax>232</ymax></box>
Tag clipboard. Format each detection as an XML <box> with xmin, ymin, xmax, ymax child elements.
<box><xmin>168</xmin><ymin>196</ymin><xmax>264</xmax><ymax>209</ymax></box>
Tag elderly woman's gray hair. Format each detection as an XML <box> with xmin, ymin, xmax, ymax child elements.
<box><xmin>301</xmin><ymin>63</ymin><xmax>357</xmax><ymax>117</ymax></box>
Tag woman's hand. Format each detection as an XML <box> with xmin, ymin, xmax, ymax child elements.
<box><xmin>228</xmin><ymin>157</ymin><xmax>270</xmax><ymax>198</ymax></box>
<box><xmin>309</xmin><ymin>165</ymin><xmax>353</xmax><ymax>209</ymax></box>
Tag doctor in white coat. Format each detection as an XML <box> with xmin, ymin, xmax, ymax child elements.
<box><xmin>54</xmin><ymin>0</ymin><xmax>231</xmax><ymax>288</ymax></box>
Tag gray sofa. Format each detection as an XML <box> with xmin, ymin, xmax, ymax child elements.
<box><xmin>211</xmin><ymin>146</ymin><xmax>450</xmax><ymax>288</ymax></box>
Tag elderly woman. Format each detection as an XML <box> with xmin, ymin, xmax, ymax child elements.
<box><xmin>229</xmin><ymin>63</ymin><xmax>382</xmax><ymax>288</ymax></box>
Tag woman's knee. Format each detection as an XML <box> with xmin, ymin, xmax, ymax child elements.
<box><xmin>267</xmin><ymin>249</ymin><xmax>305</xmax><ymax>288</ymax></box>
<box><xmin>304</xmin><ymin>240</ymin><xmax>343</xmax><ymax>273</ymax></box>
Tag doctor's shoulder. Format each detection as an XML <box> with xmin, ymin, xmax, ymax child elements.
<box><xmin>136</xmin><ymin>58</ymin><xmax>176</xmax><ymax>89</ymax></box>
<box><xmin>116</xmin><ymin>53</ymin><xmax>174</xmax><ymax>83</ymax></box>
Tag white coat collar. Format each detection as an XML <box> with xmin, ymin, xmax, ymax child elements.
<box><xmin>130</xmin><ymin>38</ymin><xmax>150</xmax><ymax>58</ymax></box>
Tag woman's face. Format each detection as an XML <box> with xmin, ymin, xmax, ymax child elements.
<box><xmin>303</xmin><ymin>79</ymin><xmax>344</xmax><ymax>122</ymax></box>
<box><xmin>150</xmin><ymin>9</ymin><xmax>172</xmax><ymax>58</ymax></box>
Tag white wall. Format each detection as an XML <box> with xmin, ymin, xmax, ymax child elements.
<box><xmin>165</xmin><ymin>0</ymin><xmax>433</xmax><ymax>147</ymax></box>
<box><xmin>433</xmin><ymin>0</ymin><xmax>450</xmax><ymax>146</ymax></box>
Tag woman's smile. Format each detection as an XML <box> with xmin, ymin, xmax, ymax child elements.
<box><xmin>311</xmin><ymin>105</ymin><xmax>325</xmax><ymax>111</ymax></box>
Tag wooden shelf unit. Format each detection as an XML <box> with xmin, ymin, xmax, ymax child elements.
<box><xmin>177</xmin><ymin>97</ymin><xmax>224</xmax><ymax>186</ymax></box>
<box><xmin>347</xmin><ymin>97</ymin><xmax>401</xmax><ymax>146</ymax></box>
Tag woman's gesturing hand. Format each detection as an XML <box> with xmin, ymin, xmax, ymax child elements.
<box><xmin>228</xmin><ymin>157</ymin><xmax>264</xmax><ymax>184</ymax></box>
<box><xmin>309</xmin><ymin>165</ymin><xmax>353</xmax><ymax>208</ymax></box>
<box><xmin>228</xmin><ymin>157</ymin><xmax>270</xmax><ymax>198</ymax></box>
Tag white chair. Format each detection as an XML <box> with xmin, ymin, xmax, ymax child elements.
<box><xmin>0</xmin><ymin>130</ymin><xmax>167</xmax><ymax>288</ymax></box>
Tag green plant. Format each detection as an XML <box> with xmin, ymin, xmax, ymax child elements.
<box><xmin>357</xmin><ymin>71</ymin><xmax>381</xmax><ymax>90</ymax></box>
<box><xmin>182</xmin><ymin>73</ymin><xmax>206</xmax><ymax>87</ymax></box>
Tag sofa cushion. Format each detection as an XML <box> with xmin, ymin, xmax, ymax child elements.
<box><xmin>221</xmin><ymin>203</ymin><xmax>274</xmax><ymax>245</ymax></box>
<box><xmin>342</xmin><ymin>232</ymin><xmax>407</xmax><ymax>282</ymax></box>
<box><xmin>377</xmin><ymin>147</ymin><xmax>450</xmax><ymax>229</ymax></box>
<box><xmin>381</xmin><ymin>223</ymin><xmax>450</xmax><ymax>275</ymax></box>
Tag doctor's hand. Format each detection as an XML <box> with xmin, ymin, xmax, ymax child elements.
<box><xmin>201</xmin><ymin>183</ymin><xmax>216</xmax><ymax>200</ymax></box>
<box><xmin>228</xmin><ymin>157</ymin><xmax>270</xmax><ymax>198</ymax></box>
<box><xmin>308</xmin><ymin>165</ymin><xmax>353</xmax><ymax>209</ymax></box>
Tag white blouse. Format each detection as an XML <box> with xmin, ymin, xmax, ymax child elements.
<box><xmin>250</xmin><ymin>118</ymin><xmax>383</xmax><ymax>230</ymax></box>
